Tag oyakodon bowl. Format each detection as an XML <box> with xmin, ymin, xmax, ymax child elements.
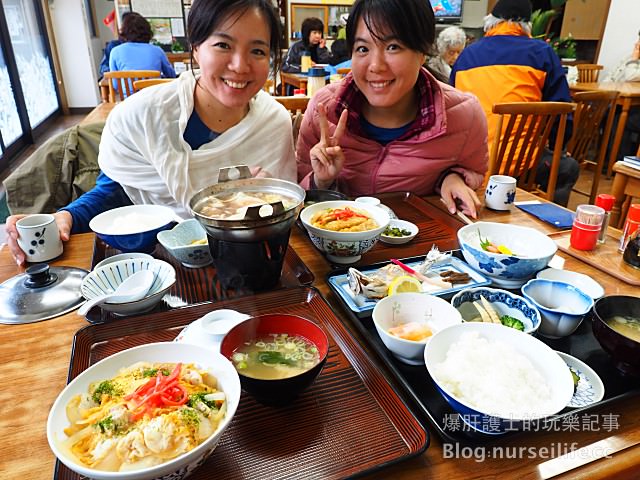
<box><xmin>299</xmin><ymin>200</ymin><xmax>390</xmax><ymax>264</ymax></box>
<box><xmin>219</xmin><ymin>314</ymin><xmax>329</xmax><ymax>406</ymax></box>
<box><xmin>46</xmin><ymin>342</ymin><xmax>241</xmax><ymax>480</ymax></box>
<box><xmin>89</xmin><ymin>205</ymin><xmax>176</xmax><ymax>253</ymax></box>
<box><xmin>521</xmin><ymin>279</ymin><xmax>593</xmax><ymax>339</ymax></box>
<box><xmin>425</xmin><ymin>322</ymin><xmax>573</xmax><ymax>435</ymax></box>
<box><xmin>457</xmin><ymin>221</ymin><xmax>557</xmax><ymax>289</ymax></box>
<box><xmin>592</xmin><ymin>295</ymin><xmax>640</xmax><ymax>376</ymax></box>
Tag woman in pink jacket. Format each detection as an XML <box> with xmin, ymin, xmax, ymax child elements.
<box><xmin>296</xmin><ymin>0</ymin><xmax>488</xmax><ymax>217</ymax></box>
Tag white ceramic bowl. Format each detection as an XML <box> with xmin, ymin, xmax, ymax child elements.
<box><xmin>425</xmin><ymin>322</ymin><xmax>574</xmax><ymax>434</ymax></box>
<box><xmin>299</xmin><ymin>200</ymin><xmax>390</xmax><ymax>263</ymax></box>
<box><xmin>380</xmin><ymin>219</ymin><xmax>419</xmax><ymax>245</ymax></box>
<box><xmin>536</xmin><ymin>267</ymin><xmax>604</xmax><ymax>300</ymax></box>
<box><xmin>80</xmin><ymin>258</ymin><xmax>176</xmax><ymax>316</ymax></box>
<box><xmin>47</xmin><ymin>342</ymin><xmax>241</xmax><ymax>480</ymax></box>
<box><xmin>521</xmin><ymin>279</ymin><xmax>594</xmax><ymax>339</ymax></box>
<box><xmin>372</xmin><ymin>292</ymin><xmax>463</xmax><ymax>365</ymax></box>
<box><xmin>457</xmin><ymin>221</ymin><xmax>557</xmax><ymax>288</ymax></box>
<box><xmin>157</xmin><ymin>219</ymin><xmax>212</xmax><ymax>268</ymax></box>
<box><xmin>94</xmin><ymin>252</ymin><xmax>154</xmax><ymax>270</ymax></box>
<box><xmin>450</xmin><ymin>286</ymin><xmax>541</xmax><ymax>334</ymax></box>
<box><xmin>174</xmin><ymin>309</ymin><xmax>250</xmax><ymax>349</ymax></box>
<box><xmin>89</xmin><ymin>205</ymin><xmax>177</xmax><ymax>253</ymax></box>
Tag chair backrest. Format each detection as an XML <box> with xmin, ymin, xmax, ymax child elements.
<box><xmin>566</xmin><ymin>90</ymin><xmax>618</xmax><ymax>202</ymax></box>
<box><xmin>336</xmin><ymin>67</ymin><xmax>351</xmax><ymax>76</ymax></box>
<box><xmin>103</xmin><ymin>70</ymin><xmax>162</xmax><ymax>102</ymax></box>
<box><xmin>489</xmin><ymin>101</ymin><xmax>576</xmax><ymax>201</ymax></box>
<box><xmin>132</xmin><ymin>78</ymin><xmax>175</xmax><ymax>92</ymax></box>
<box><xmin>576</xmin><ymin>64</ymin><xmax>603</xmax><ymax>83</ymax></box>
<box><xmin>274</xmin><ymin>96</ymin><xmax>310</xmax><ymax>114</ymax></box>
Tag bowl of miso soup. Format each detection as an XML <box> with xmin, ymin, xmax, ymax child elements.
<box><xmin>219</xmin><ymin>314</ymin><xmax>329</xmax><ymax>405</ymax></box>
<box><xmin>592</xmin><ymin>295</ymin><xmax>640</xmax><ymax>376</ymax></box>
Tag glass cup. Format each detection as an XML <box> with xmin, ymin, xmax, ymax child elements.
<box><xmin>570</xmin><ymin>205</ymin><xmax>605</xmax><ymax>251</ymax></box>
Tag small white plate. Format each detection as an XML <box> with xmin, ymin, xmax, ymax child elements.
<box><xmin>536</xmin><ymin>268</ymin><xmax>604</xmax><ymax>300</ymax></box>
<box><xmin>556</xmin><ymin>351</ymin><xmax>605</xmax><ymax>408</ymax></box>
<box><xmin>380</xmin><ymin>219</ymin><xmax>419</xmax><ymax>245</ymax></box>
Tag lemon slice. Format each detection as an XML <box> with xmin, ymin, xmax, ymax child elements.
<box><xmin>387</xmin><ymin>275</ymin><xmax>423</xmax><ymax>296</ymax></box>
<box><xmin>497</xmin><ymin>245</ymin><xmax>513</xmax><ymax>255</ymax></box>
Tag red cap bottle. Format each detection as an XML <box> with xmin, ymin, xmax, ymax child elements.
<box><xmin>619</xmin><ymin>204</ymin><xmax>640</xmax><ymax>252</ymax></box>
<box><xmin>595</xmin><ymin>194</ymin><xmax>615</xmax><ymax>212</ymax></box>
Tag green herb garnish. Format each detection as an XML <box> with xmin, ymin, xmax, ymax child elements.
<box><xmin>257</xmin><ymin>351</ymin><xmax>296</xmax><ymax>365</ymax></box>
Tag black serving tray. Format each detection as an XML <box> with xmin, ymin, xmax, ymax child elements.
<box><xmin>326</xmin><ymin>251</ymin><xmax>640</xmax><ymax>445</ymax></box>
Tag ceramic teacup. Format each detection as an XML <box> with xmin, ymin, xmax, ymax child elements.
<box><xmin>485</xmin><ymin>175</ymin><xmax>517</xmax><ymax>211</ymax></box>
<box><xmin>16</xmin><ymin>214</ymin><xmax>63</xmax><ymax>263</ymax></box>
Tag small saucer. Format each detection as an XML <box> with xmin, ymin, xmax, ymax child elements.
<box><xmin>380</xmin><ymin>219</ymin><xmax>419</xmax><ymax>245</ymax></box>
<box><xmin>556</xmin><ymin>351</ymin><xmax>605</xmax><ymax>408</ymax></box>
<box><xmin>174</xmin><ymin>309</ymin><xmax>250</xmax><ymax>350</ymax></box>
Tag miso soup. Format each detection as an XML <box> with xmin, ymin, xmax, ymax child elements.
<box><xmin>605</xmin><ymin>315</ymin><xmax>640</xmax><ymax>342</ymax></box>
<box><xmin>198</xmin><ymin>191</ymin><xmax>297</xmax><ymax>220</ymax></box>
<box><xmin>231</xmin><ymin>333</ymin><xmax>320</xmax><ymax>379</ymax></box>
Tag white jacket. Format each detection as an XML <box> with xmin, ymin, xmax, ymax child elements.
<box><xmin>99</xmin><ymin>73</ymin><xmax>296</xmax><ymax>219</ymax></box>
<box><xmin>605</xmin><ymin>57</ymin><xmax>640</xmax><ymax>82</ymax></box>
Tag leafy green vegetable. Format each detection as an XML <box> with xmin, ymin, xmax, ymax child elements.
<box><xmin>571</xmin><ymin>369</ymin><xmax>580</xmax><ymax>392</ymax></box>
<box><xmin>383</xmin><ymin>226</ymin><xmax>412</xmax><ymax>237</ymax></box>
<box><xmin>188</xmin><ymin>392</ymin><xmax>217</xmax><ymax>410</ymax></box>
<box><xmin>92</xmin><ymin>380</ymin><xmax>121</xmax><ymax>403</ymax></box>
<box><xmin>257</xmin><ymin>351</ymin><xmax>296</xmax><ymax>365</ymax></box>
<box><xmin>94</xmin><ymin>416</ymin><xmax>118</xmax><ymax>434</ymax></box>
<box><xmin>500</xmin><ymin>315</ymin><xmax>525</xmax><ymax>331</ymax></box>
<box><xmin>142</xmin><ymin>367</ymin><xmax>170</xmax><ymax>378</ymax></box>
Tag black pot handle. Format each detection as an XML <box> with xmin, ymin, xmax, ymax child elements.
<box><xmin>24</xmin><ymin>263</ymin><xmax>58</xmax><ymax>289</ymax></box>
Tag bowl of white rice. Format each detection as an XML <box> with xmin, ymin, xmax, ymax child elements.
<box><xmin>425</xmin><ymin>322</ymin><xmax>573</xmax><ymax>435</ymax></box>
<box><xmin>89</xmin><ymin>205</ymin><xmax>177</xmax><ymax>253</ymax></box>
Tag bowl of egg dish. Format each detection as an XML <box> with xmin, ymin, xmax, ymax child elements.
<box><xmin>220</xmin><ymin>314</ymin><xmax>329</xmax><ymax>406</ymax></box>
<box><xmin>425</xmin><ymin>322</ymin><xmax>574</xmax><ymax>435</ymax></box>
<box><xmin>90</xmin><ymin>205</ymin><xmax>177</xmax><ymax>253</ymax></box>
<box><xmin>157</xmin><ymin>219</ymin><xmax>212</xmax><ymax>268</ymax></box>
<box><xmin>47</xmin><ymin>342</ymin><xmax>241</xmax><ymax>480</ymax></box>
<box><xmin>372</xmin><ymin>292</ymin><xmax>463</xmax><ymax>365</ymax></box>
<box><xmin>299</xmin><ymin>200</ymin><xmax>390</xmax><ymax>264</ymax></box>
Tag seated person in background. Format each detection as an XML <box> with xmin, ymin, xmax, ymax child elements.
<box><xmin>325</xmin><ymin>39</ymin><xmax>351</xmax><ymax>75</ymax></box>
<box><xmin>281</xmin><ymin>17</ymin><xmax>332</xmax><ymax>73</ymax></box>
<box><xmin>6</xmin><ymin>0</ymin><xmax>296</xmax><ymax>266</ymax></box>
<box><xmin>108</xmin><ymin>12</ymin><xmax>177</xmax><ymax>86</ymax></box>
<box><xmin>604</xmin><ymin>34</ymin><xmax>640</xmax><ymax>163</ymax></box>
<box><xmin>451</xmin><ymin>0</ymin><xmax>578</xmax><ymax>207</ymax></box>
<box><xmin>427</xmin><ymin>26</ymin><xmax>466</xmax><ymax>82</ymax></box>
<box><xmin>296</xmin><ymin>0</ymin><xmax>488</xmax><ymax>218</ymax></box>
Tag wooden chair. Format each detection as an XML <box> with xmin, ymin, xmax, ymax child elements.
<box><xmin>337</xmin><ymin>67</ymin><xmax>351</xmax><ymax>76</ymax></box>
<box><xmin>102</xmin><ymin>70</ymin><xmax>161</xmax><ymax>102</ymax></box>
<box><xmin>262</xmin><ymin>78</ymin><xmax>275</xmax><ymax>94</ymax></box>
<box><xmin>132</xmin><ymin>78</ymin><xmax>175</xmax><ymax>92</ymax></box>
<box><xmin>566</xmin><ymin>90</ymin><xmax>618</xmax><ymax>203</ymax></box>
<box><xmin>488</xmin><ymin>102</ymin><xmax>576</xmax><ymax>202</ymax></box>
<box><xmin>576</xmin><ymin>64</ymin><xmax>603</xmax><ymax>83</ymax></box>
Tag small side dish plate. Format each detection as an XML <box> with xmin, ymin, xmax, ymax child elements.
<box><xmin>536</xmin><ymin>267</ymin><xmax>604</xmax><ymax>300</ymax></box>
<box><xmin>380</xmin><ymin>219</ymin><xmax>419</xmax><ymax>245</ymax></box>
<box><xmin>556</xmin><ymin>351</ymin><xmax>605</xmax><ymax>408</ymax></box>
<box><xmin>327</xmin><ymin>256</ymin><xmax>491</xmax><ymax>318</ymax></box>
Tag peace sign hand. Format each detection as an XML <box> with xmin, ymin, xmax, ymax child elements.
<box><xmin>309</xmin><ymin>102</ymin><xmax>348</xmax><ymax>190</ymax></box>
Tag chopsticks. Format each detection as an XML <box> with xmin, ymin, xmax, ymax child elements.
<box><xmin>440</xmin><ymin>198</ymin><xmax>474</xmax><ymax>225</ymax></box>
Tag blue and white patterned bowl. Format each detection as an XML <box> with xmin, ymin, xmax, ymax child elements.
<box><xmin>556</xmin><ymin>351</ymin><xmax>605</xmax><ymax>408</ymax></box>
<box><xmin>80</xmin><ymin>258</ymin><xmax>176</xmax><ymax>316</ymax></box>
<box><xmin>451</xmin><ymin>287</ymin><xmax>541</xmax><ymax>334</ymax></box>
<box><xmin>300</xmin><ymin>200</ymin><xmax>390</xmax><ymax>264</ymax></box>
<box><xmin>457</xmin><ymin>221</ymin><xmax>557</xmax><ymax>289</ymax></box>
<box><xmin>522</xmin><ymin>279</ymin><xmax>593</xmax><ymax>339</ymax></box>
<box><xmin>157</xmin><ymin>219</ymin><xmax>212</xmax><ymax>268</ymax></box>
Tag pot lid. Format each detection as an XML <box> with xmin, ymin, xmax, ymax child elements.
<box><xmin>0</xmin><ymin>264</ymin><xmax>89</xmax><ymax>324</ymax></box>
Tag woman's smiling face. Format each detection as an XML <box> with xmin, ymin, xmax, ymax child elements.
<box><xmin>193</xmin><ymin>7</ymin><xmax>271</xmax><ymax>110</ymax></box>
<box><xmin>350</xmin><ymin>18</ymin><xmax>425</xmax><ymax>114</ymax></box>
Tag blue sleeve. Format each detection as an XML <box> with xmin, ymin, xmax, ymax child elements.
<box><xmin>60</xmin><ymin>172</ymin><xmax>133</xmax><ymax>234</ymax></box>
<box><xmin>160</xmin><ymin>53</ymin><xmax>177</xmax><ymax>78</ymax></box>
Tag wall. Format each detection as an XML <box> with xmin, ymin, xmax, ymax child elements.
<box><xmin>597</xmin><ymin>0</ymin><xmax>640</xmax><ymax>79</ymax></box>
<box><xmin>48</xmin><ymin>0</ymin><xmax>100</xmax><ymax>107</ymax></box>
<box><xmin>461</xmin><ymin>0</ymin><xmax>489</xmax><ymax>29</ymax></box>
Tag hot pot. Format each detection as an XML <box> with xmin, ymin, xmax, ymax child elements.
<box><xmin>189</xmin><ymin>166</ymin><xmax>305</xmax><ymax>291</ymax></box>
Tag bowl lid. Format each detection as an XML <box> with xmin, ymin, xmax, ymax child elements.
<box><xmin>0</xmin><ymin>264</ymin><xmax>88</xmax><ymax>324</ymax></box>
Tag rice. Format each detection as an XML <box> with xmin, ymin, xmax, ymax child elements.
<box><xmin>432</xmin><ymin>331</ymin><xmax>553</xmax><ymax>418</ymax></box>
<box><xmin>104</xmin><ymin>213</ymin><xmax>163</xmax><ymax>234</ymax></box>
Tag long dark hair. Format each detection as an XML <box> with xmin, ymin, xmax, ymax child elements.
<box><xmin>301</xmin><ymin>17</ymin><xmax>324</xmax><ymax>47</ymax></box>
<box><xmin>346</xmin><ymin>0</ymin><xmax>436</xmax><ymax>56</ymax></box>
<box><xmin>188</xmin><ymin>0</ymin><xmax>283</xmax><ymax>76</ymax></box>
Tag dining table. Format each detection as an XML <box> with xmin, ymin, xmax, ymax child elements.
<box><xmin>569</xmin><ymin>81</ymin><xmax>640</xmax><ymax>177</ymax></box>
<box><xmin>2</xmin><ymin>189</ymin><xmax>640</xmax><ymax>480</ymax></box>
<box><xmin>281</xmin><ymin>72</ymin><xmax>309</xmax><ymax>92</ymax></box>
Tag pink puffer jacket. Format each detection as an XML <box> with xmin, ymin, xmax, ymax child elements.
<box><xmin>296</xmin><ymin>69</ymin><xmax>488</xmax><ymax>196</ymax></box>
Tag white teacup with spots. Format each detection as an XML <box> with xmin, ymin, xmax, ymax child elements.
<box><xmin>16</xmin><ymin>214</ymin><xmax>63</xmax><ymax>263</ymax></box>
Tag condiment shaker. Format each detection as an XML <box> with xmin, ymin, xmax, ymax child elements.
<box><xmin>595</xmin><ymin>194</ymin><xmax>615</xmax><ymax>244</ymax></box>
<box><xmin>570</xmin><ymin>204</ymin><xmax>605</xmax><ymax>251</ymax></box>
<box><xmin>619</xmin><ymin>204</ymin><xmax>640</xmax><ymax>253</ymax></box>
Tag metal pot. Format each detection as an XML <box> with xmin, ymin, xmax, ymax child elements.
<box><xmin>188</xmin><ymin>166</ymin><xmax>305</xmax><ymax>290</ymax></box>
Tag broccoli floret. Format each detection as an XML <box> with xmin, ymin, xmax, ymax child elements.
<box><xmin>500</xmin><ymin>315</ymin><xmax>525</xmax><ymax>331</ymax></box>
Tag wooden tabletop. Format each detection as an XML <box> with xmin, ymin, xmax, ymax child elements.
<box><xmin>569</xmin><ymin>82</ymin><xmax>640</xmax><ymax>97</ymax></box>
<box><xmin>2</xmin><ymin>190</ymin><xmax>640</xmax><ymax>479</ymax></box>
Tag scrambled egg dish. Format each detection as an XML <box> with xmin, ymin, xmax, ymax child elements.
<box><xmin>311</xmin><ymin>207</ymin><xmax>378</xmax><ymax>232</ymax></box>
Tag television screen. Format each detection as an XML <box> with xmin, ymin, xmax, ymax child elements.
<box><xmin>429</xmin><ymin>0</ymin><xmax>463</xmax><ymax>23</ymax></box>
